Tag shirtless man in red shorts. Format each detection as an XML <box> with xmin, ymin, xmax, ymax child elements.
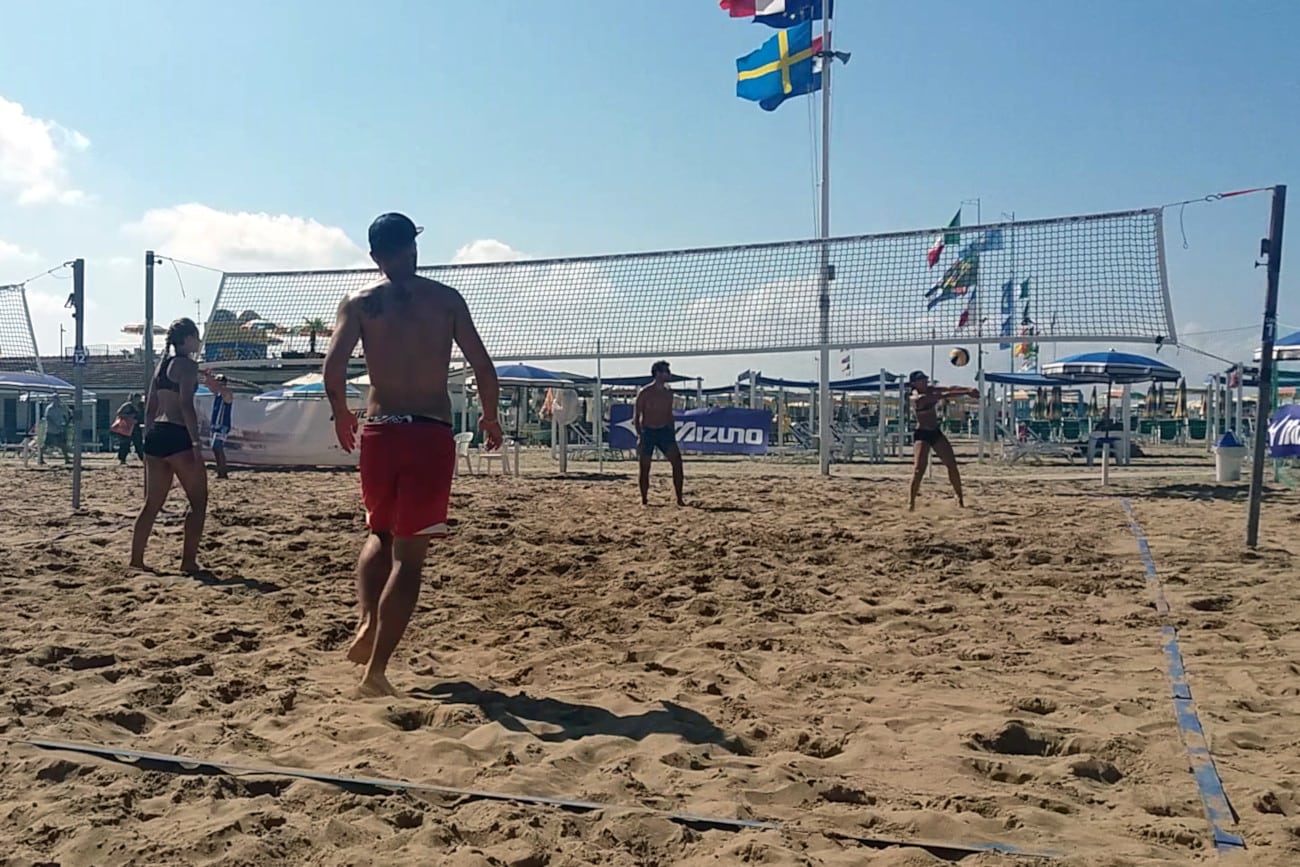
<box><xmin>324</xmin><ymin>212</ymin><xmax>502</xmax><ymax>697</ymax></box>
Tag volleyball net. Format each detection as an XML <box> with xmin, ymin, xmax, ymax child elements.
<box><xmin>203</xmin><ymin>207</ymin><xmax>1175</xmax><ymax>365</ymax></box>
<box><xmin>0</xmin><ymin>284</ymin><xmax>43</xmax><ymax>373</ymax></box>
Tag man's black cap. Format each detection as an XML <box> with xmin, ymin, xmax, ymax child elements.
<box><xmin>908</xmin><ymin>370</ymin><xmax>929</xmax><ymax>383</ymax></box>
<box><xmin>368</xmin><ymin>212</ymin><xmax>423</xmax><ymax>254</ymax></box>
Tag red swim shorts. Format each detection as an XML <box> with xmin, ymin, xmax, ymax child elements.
<box><xmin>358</xmin><ymin>419</ymin><xmax>456</xmax><ymax>538</ymax></box>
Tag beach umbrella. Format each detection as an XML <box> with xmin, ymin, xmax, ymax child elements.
<box><xmin>0</xmin><ymin>371</ymin><xmax>75</xmax><ymax>394</ymax></box>
<box><xmin>1088</xmin><ymin>386</ymin><xmax>1100</xmax><ymax>418</ymax></box>
<box><xmin>1254</xmin><ymin>330</ymin><xmax>1300</xmax><ymax>363</ymax></box>
<box><xmin>494</xmin><ymin>363</ymin><xmax>569</xmax><ymax>385</ymax></box>
<box><xmin>120</xmin><ymin>322</ymin><xmax>166</xmax><ymax>336</ymax></box>
<box><xmin>1048</xmin><ymin>385</ymin><xmax>1062</xmax><ymax>421</ymax></box>
<box><xmin>253</xmin><ymin>381</ymin><xmax>360</xmax><ymax>400</ymax></box>
<box><xmin>1173</xmin><ymin>378</ymin><xmax>1187</xmax><ymax>419</ymax></box>
<box><xmin>1043</xmin><ymin>350</ymin><xmax>1181</xmax><ymax>481</ymax></box>
<box><xmin>1032</xmin><ymin>387</ymin><xmax>1046</xmax><ymax>420</ymax></box>
<box><xmin>479</xmin><ymin>364</ymin><xmax>575</xmax><ymax>475</ymax></box>
<box><xmin>1144</xmin><ymin>383</ymin><xmax>1159</xmax><ymax>417</ymax></box>
<box><xmin>1042</xmin><ymin>350</ymin><xmax>1181</xmax><ymax>385</ymax></box>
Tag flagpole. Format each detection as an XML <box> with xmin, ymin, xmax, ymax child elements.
<box><xmin>816</xmin><ymin>2</ymin><xmax>834</xmax><ymax>477</ymax></box>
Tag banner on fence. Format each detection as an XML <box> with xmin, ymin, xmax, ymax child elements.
<box><xmin>1268</xmin><ymin>404</ymin><xmax>1300</xmax><ymax>459</ymax></box>
<box><xmin>608</xmin><ymin>405</ymin><xmax>771</xmax><ymax>455</ymax></box>
<box><xmin>195</xmin><ymin>394</ymin><xmax>363</xmax><ymax>467</ymax></box>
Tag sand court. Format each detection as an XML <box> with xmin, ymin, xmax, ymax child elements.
<box><xmin>1</xmin><ymin>454</ymin><xmax>1298</xmax><ymax>865</ymax></box>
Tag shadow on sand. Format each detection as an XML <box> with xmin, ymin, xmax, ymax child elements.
<box><xmin>412</xmin><ymin>681</ymin><xmax>746</xmax><ymax>752</ymax></box>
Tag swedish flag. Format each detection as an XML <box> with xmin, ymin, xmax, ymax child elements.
<box><xmin>735</xmin><ymin>21</ymin><xmax>821</xmax><ymax>112</ymax></box>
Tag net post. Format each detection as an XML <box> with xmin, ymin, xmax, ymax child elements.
<box><xmin>144</xmin><ymin>251</ymin><xmax>156</xmax><ymax>397</ymax></box>
<box><xmin>71</xmin><ymin>258</ymin><xmax>85</xmax><ymax>512</ymax></box>
<box><xmin>1154</xmin><ymin>211</ymin><xmax>1177</xmax><ymax>344</ymax></box>
<box><xmin>595</xmin><ymin>338</ymin><xmax>604</xmax><ymax>475</ymax></box>
<box><xmin>17</xmin><ymin>284</ymin><xmax>44</xmax><ymax>374</ymax></box>
<box><xmin>816</xmin><ymin>3</ymin><xmax>834</xmax><ymax>477</ymax></box>
<box><xmin>1247</xmin><ymin>184</ymin><xmax>1287</xmax><ymax>549</ymax></box>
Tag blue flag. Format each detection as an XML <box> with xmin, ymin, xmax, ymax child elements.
<box><xmin>999</xmin><ymin>316</ymin><xmax>1014</xmax><ymax>350</ymax></box>
<box><xmin>1000</xmin><ymin>279</ymin><xmax>1014</xmax><ymax>316</ymax></box>
<box><xmin>736</xmin><ymin>21</ymin><xmax>822</xmax><ymax>112</ymax></box>
<box><xmin>756</xmin><ymin>0</ymin><xmax>831</xmax><ymax>29</ymax></box>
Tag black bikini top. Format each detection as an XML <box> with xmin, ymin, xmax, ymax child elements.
<box><xmin>155</xmin><ymin>357</ymin><xmax>180</xmax><ymax>392</ymax></box>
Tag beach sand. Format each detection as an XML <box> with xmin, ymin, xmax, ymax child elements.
<box><xmin>0</xmin><ymin>449</ymin><xmax>1298</xmax><ymax>866</ymax></box>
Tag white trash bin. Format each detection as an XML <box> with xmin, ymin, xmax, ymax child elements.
<box><xmin>1214</xmin><ymin>432</ymin><xmax>1246</xmax><ymax>483</ymax></box>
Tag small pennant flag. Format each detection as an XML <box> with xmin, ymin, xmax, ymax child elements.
<box><xmin>957</xmin><ymin>286</ymin><xmax>977</xmax><ymax>329</ymax></box>
<box><xmin>927</xmin><ymin>210</ymin><xmax>961</xmax><ymax>268</ymax></box>
<box><xmin>1019</xmin><ymin>277</ymin><xmax>1031</xmax><ymax>299</ymax></box>
<box><xmin>1000</xmin><ymin>279</ymin><xmax>1014</xmax><ymax>316</ymax></box>
<box><xmin>721</xmin><ymin>0</ymin><xmax>830</xmax><ymax>27</ymax></box>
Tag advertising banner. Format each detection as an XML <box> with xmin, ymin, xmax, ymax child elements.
<box><xmin>195</xmin><ymin>394</ymin><xmax>362</xmax><ymax>468</ymax></box>
<box><xmin>1267</xmin><ymin>404</ymin><xmax>1300</xmax><ymax>459</ymax></box>
<box><xmin>608</xmin><ymin>405</ymin><xmax>771</xmax><ymax>455</ymax></box>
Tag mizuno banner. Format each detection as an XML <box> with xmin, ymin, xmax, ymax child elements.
<box><xmin>609</xmin><ymin>405</ymin><xmax>772</xmax><ymax>455</ymax></box>
<box><xmin>1268</xmin><ymin>404</ymin><xmax>1300</xmax><ymax>459</ymax></box>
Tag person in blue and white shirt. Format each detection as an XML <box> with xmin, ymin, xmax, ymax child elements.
<box><xmin>205</xmin><ymin>373</ymin><xmax>234</xmax><ymax>479</ymax></box>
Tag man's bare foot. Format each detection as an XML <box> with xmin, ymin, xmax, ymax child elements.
<box><xmin>180</xmin><ymin>561</ymin><xmax>202</xmax><ymax>574</ymax></box>
<box><xmin>129</xmin><ymin>559</ymin><xmax>148</xmax><ymax>571</ymax></box>
<box><xmin>355</xmin><ymin>669</ymin><xmax>397</xmax><ymax>698</ymax></box>
<box><xmin>676</xmin><ymin>498</ymin><xmax>686</xmax><ymax>507</ymax></box>
<box><xmin>907</xmin><ymin>496</ymin><xmax>916</xmax><ymax>512</ymax></box>
<box><xmin>346</xmin><ymin>626</ymin><xmax>374</xmax><ymax>665</ymax></box>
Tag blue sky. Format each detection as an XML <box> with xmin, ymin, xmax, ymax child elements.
<box><xmin>0</xmin><ymin>0</ymin><xmax>1296</xmax><ymax>386</ymax></box>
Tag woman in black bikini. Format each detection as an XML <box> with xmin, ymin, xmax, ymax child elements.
<box><xmin>907</xmin><ymin>370</ymin><xmax>978</xmax><ymax>512</ymax></box>
<box><xmin>130</xmin><ymin>318</ymin><xmax>208</xmax><ymax>572</ymax></box>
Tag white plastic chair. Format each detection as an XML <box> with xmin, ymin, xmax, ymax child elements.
<box><xmin>478</xmin><ymin>437</ymin><xmax>514</xmax><ymax>476</ymax></box>
<box><xmin>453</xmin><ymin>432</ymin><xmax>475</xmax><ymax>477</ymax></box>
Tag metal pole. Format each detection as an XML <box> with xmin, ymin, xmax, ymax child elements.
<box><xmin>19</xmin><ymin>286</ymin><xmax>45</xmax><ymax>374</ymax></box>
<box><xmin>595</xmin><ymin>338</ymin><xmax>604</xmax><ymax>475</ymax></box>
<box><xmin>144</xmin><ymin>251</ymin><xmax>156</xmax><ymax>397</ymax></box>
<box><xmin>71</xmin><ymin>258</ymin><xmax>85</xmax><ymax>511</ymax></box>
<box><xmin>1247</xmin><ymin>184</ymin><xmax>1286</xmax><ymax>549</ymax></box>
<box><xmin>1235</xmin><ymin>362</ymin><xmax>1244</xmax><ymax>435</ymax></box>
<box><xmin>816</xmin><ymin>3</ymin><xmax>834</xmax><ymax>477</ymax></box>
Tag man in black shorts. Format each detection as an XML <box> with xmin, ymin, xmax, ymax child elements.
<box><xmin>634</xmin><ymin>360</ymin><xmax>685</xmax><ymax>506</ymax></box>
<box><xmin>907</xmin><ymin>370</ymin><xmax>978</xmax><ymax>511</ymax></box>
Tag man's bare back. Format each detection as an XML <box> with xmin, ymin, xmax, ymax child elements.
<box><xmin>346</xmin><ymin>275</ymin><xmax>464</xmax><ymax>422</ymax></box>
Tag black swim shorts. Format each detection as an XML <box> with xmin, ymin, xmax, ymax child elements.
<box><xmin>144</xmin><ymin>422</ymin><xmax>193</xmax><ymax>459</ymax></box>
<box><xmin>639</xmin><ymin>425</ymin><xmax>679</xmax><ymax>457</ymax></box>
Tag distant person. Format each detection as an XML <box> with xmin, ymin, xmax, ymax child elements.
<box><xmin>38</xmin><ymin>394</ymin><xmax>69</xmax><ymax>465</ymax></box>
<box><xmin>204</xmin><ymin>372</ymin><xmax>234</xmax><ymax>479</ymax></box>
<box><xmin>324</xmin><ymin>211</ymin><xmax>502</xmax><ymax>698</ymax></box>
<box><xmin>113</xmin><ymin>394</ymin><xmax>145</xmax><ymax>464</ymax></box>
<box><xmin>130</xmin><ymin>318</ymin><xmax>208</xmax><ymax>573</ymax></box>
<box><xmin>907</xmin><ymin>370</ymin><xmax>977</xmax><ymax>511</ymax></box>
<box><xmin>634</xmin><ymin>360</ymin><xmax>685</xmax><ymax>507</ymax></box>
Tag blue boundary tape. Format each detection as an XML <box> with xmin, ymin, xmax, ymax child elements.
<box><xmin>1122</xmin><ymin>499</ymin><xmax>1247</xmax><ymax>854</ymax></box>
<box><xmin>4</xmin><ymin>737</ymin><xmax>1062</xmax><ymax>861</ymax></box>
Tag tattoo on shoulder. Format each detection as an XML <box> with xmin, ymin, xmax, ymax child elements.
<box><xmin>357</xmin><ymin>291</ymin><xmax>383</xmax><ymax>318</ymax></box>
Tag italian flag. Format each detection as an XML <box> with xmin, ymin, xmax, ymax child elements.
<box><xmin>927</xmin><ymin>210</ymin><xmax>961</xmax><ymax>268</ymax></box>
<box><xmin>720</xmin><ymin>0</ymin><xmax>790</xmax><ymax>16</ymax></box>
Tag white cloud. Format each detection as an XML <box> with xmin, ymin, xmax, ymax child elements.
<box><xmin>0</xmin><ymin>95</ymin><xmax>89</xmax><ymax>205</ymax></box>
<box><xmin>0</xmin><ymin>238</ymin><xmax>37</xmax><ymax>263</ymax></box>
<box><xmin>120</xmin><ymin>203</ymin><xmax>368</xmax><ymax>272</ymax></box>
<box><xmin>450</xmin><ymin>239</ymin><xmax>529</xmax><ymax>265</ymax></box>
